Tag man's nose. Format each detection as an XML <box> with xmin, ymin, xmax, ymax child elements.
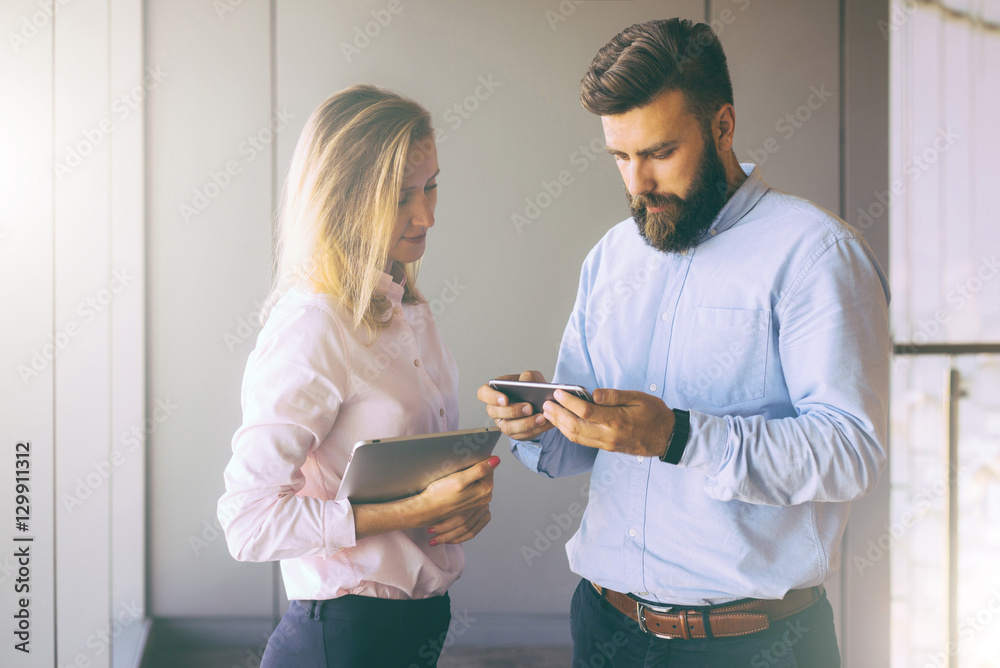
<box><xmin>625</xmin><ymin>159</ymin><xmax>655</xmax><ymax>197</ymax></box>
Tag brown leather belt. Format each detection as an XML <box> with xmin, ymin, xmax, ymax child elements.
<box><xmin>591</xmin><ymin>581</ymin><xmax>823</xmax><ymax>640</ymax></box>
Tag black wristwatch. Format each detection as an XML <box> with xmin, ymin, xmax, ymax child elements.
<box><xmin>659</xmin><ymin>409</ymin><xmax>690</xmax><ymax>465</ymax></box>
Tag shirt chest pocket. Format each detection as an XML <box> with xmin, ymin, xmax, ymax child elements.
<box><xmin>675</xmin><ymin>307</ymin><xmax>770</xmax><ymax>407</ymax></box>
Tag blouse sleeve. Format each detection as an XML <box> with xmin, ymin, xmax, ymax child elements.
<box><xmin>217</xmin><ymin>302</ymin><xmax>357</xmax><ymax>562</ymax></box>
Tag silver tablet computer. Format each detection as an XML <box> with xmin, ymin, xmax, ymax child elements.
<box><xmin>335</xmin><ymin>427</ymin><xmax>502</xmax><ymax>504</ymax></box>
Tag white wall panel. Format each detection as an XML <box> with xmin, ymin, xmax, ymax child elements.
<box><xmin>146</xmin><ymin>0</ymin><xmax>276</xmax><ymax>617</ymax></box>
<box><xmin>0</xmin><ymin>1</ymin><xmax>56</xmax><ymax>665</ymax></box>
<box><xmin>1</xmin><ymin>1</ymin><xmax>146</xmax><ymax>666</ymax></box>
<box><xmin>53</xmin><ymin>0</ymin><xmax>113</xmax><ymax>664</ymax></box>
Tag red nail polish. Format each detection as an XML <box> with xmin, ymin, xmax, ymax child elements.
<box><xmin>429</xmin><ymin>539</ymin><xmax>438</xmax><ymax>546</ymax></box>
<box><xmin>427</xmin><ymin>527</ymin><xmax>436</xmax><ymax>534</ymax></box>
<box><xmin>488</xmin><ymin>455</ymin><xmax>500</xmax><ymax>467</ymax></box>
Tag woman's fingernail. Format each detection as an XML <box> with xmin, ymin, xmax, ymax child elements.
<box><xmin>488</xmin><ymin>455</ymin><xmax>500</xmax><ymax>468</ymax></box>
<box><xmin>429</xmin><ymin>539</ymin><xmax>438</xmax><ymax>546</ymax></box>
<box><xmin>427</xmin><ymin>527</ymin><xmax>436</xmax><ymax>534</ymax></box>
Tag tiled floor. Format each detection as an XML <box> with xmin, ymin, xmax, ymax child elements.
<box><xmin>143</xmin><ymin>645</ymin><xmax>573</xmax><ymax>667</ymax></box>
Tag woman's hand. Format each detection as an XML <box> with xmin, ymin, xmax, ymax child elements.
<box><xmin>352</xmin><ymin>455</ymin><xmax>499</xmax><ymax>543</ymax></box>
<box><xmin>417</xmin><ymin>455</ymin><xmax>499</xmax><ymax>545</ymax></box>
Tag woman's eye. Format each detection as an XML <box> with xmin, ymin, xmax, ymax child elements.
<box><xmin>398</xmin><ymin>195</ymin><xmax>409</xmax><ymax>206</ymax></box>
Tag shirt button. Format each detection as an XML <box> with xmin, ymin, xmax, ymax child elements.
<box><xmin>680</xmin><ymin>249</ymin><xmax>689</xmax><ymax>256</ymax></box>
<box><xmin>414</xmin><ymin>359</ymin><xmax>421</xmax><ymax>367</ymax></box>
<box><xmin>439</xmin><ymin>408</ymin><xmax>445</xmax><ymax>417</ymax></box>
<box><xmin>393</xmin><ymin>306</ymin><xmax>402</xmax><ymax>314</ymax></box>
<box><xmin>649</xmin><ymin>383</ymin><xmax>657</xmax><ymax>392</ymax></box>
<box><xmin>710</xmin><ymin>228</ymin><xmax>718</xmax><ymax>236</ymax></box>
<box><xmin>628</xmin><ymin>528</ymin><xmax>637</xmax><ymax>538</ymax></box>
<box><xmin>637</xmin><ymin>456</ymin><xmax>645</xmax><ymax>463</ymax></box>
<box><xmin>660</xmin><ymin>312</ymin><xmax>669</xmax><ymax>321</ymax></box>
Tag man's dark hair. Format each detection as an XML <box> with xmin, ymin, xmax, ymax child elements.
<box><xmin>580</xmin><ymin>19</ymin><xmax>734</xmax><ymax>129</ymax></box>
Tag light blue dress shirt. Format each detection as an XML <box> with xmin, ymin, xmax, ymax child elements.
<box><xmin>511</xmin><ymin>164</ymin><xmax>891</xmax><ymax>606</ymax></box>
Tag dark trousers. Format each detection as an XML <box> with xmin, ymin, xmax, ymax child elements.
<box><xmin>260</xmin><ymin>593</ymin><xmax>451</xmax><ymax>668</ymax></box>
<box><xmin>570</xmin><ymin>579</ymin><xmax>842</xmax><ymax>668</ymax></box>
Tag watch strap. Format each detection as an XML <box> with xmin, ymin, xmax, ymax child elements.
<box><xmin>659</xmin><ymin>409</ymin><xmax>690</xmax><ymax>465</ymax></box>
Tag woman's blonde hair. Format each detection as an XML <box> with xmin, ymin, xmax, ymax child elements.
<box><xmin>264</xmin><ymin>84</ymin><xmax>434</xmax><ymax>338</ymax></box>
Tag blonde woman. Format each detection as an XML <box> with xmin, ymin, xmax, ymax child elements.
<box><xmin>218</xmin><ymin>84</ymin><xmax>498</xmax><ymax>667</ymax></box>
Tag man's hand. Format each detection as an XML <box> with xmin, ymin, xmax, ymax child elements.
<box><xmin>476</xmin><ymin>370</ymin><xmax>555</xmax><ymax>441</ymax></box>
<box><xmin>542</xmin><ymin>388</ymin><xmax>676</xmax><ymax>458</ymax></box>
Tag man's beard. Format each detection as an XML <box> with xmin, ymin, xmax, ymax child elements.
<box><xmin>626</xmin><ymin>135</ymin><xmax>730</xmax><ymax>254</ymax></box>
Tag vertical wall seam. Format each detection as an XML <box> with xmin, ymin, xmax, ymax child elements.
<box><xmin>142</xmin><ymin>0</ymin><xmax>154</xmax><ymax>622</ymax></box>
<box><xmin>839</xmin><ymin>0</ymin><xmax>847</xmax><ymax>221</ymax></box>
<box><xmin>51</xmin><ymin>3</ymin><xmax>59</xmax><ymax>663</ymax></box>
<box><xmin>270</xmin><ymin>0</ymin><xmax>281</xmax><ymax>625</ymax></box>
<box><xmin>107</xmin><ymin>0</ymin><xmax>115</xmax><ymax>630</ymax></box>
<box><xmin>838</xmin><ymin>0</ymin><xmax>849</xmax><ymax>661</ymax></box>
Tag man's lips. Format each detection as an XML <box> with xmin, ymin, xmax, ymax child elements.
<box><xmin>646</xmin><ymin>205</ymin><xmax>667</xmax><ymax>214</ymax></box>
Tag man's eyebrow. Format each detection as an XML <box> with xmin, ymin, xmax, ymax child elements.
<box><xmin>401</xmin><ymin>169</ymin><xmax>441</xmax><ymax>191</ymax></box>
<box><xmin>606</xmin><ymin>140</ymin><xmax>680</xmax><ymax>158</ymax></box>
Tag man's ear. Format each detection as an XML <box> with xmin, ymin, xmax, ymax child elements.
<box><xmin>714</xmin><ymin>104</ymin><xmax>736</xmax><ymax>152</ymax></box>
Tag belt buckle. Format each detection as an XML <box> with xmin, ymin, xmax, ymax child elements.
<box><xmin>635</xmin><ymin>600</ymin><xmax>677</xmax><ymax>640</ymax></box>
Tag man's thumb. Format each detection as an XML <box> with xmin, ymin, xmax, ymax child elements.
<box><xmin>593</xmin><ymin>388</ymin><xmax>622</xmax><ymax>405</ymax></box>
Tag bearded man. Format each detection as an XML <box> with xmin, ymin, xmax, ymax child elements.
<box><xmin>479</xmin><ymin>18</ymin><xmax>890</xmax><ymax>668</ymax></box>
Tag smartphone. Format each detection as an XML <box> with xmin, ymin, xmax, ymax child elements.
<box><xmin>488</xmin><ymin>379</ymin><xmax>594</xmax><ymax>414</ymax></box>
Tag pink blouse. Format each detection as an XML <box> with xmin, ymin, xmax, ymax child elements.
<box><xmin>218</xmin><ymin>273</ymin><xmax>462</xmax><ymax>600</ymax></box>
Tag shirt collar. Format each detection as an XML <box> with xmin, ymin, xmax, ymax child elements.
<box><xmin>696</xmin><ymin>162</ymin><xmax>769</xmax><ymax>244</ymax></box>
<box><xmin>376</xmin><ymin>270</ymin><xmax>406</xmax><ymax>304</ymax></box>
